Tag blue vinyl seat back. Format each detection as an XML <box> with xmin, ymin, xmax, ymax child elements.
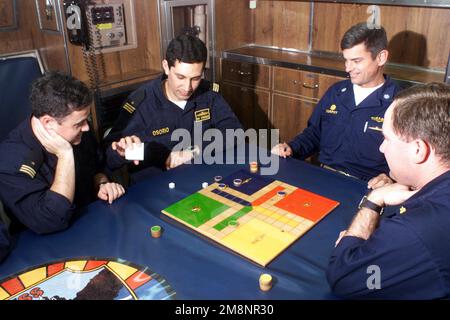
<box><xmin>0</xmin><ymin>57</ymin><xmax>43</xmax><ymax>140</ymax></box>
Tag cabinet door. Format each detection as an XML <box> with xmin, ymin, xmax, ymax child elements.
<box><xmin>271</xmin><ymin>93</ymin><xmax>316</xmax><ymax>143</ymax></box>
<box><xmin>222</xmin><ymin>60</ymin><xmax>271</xmax><ymax>89</ymax></box>
<box><xmin>221</xmin><ymin>82</ymin><xmax>270</xmax><ymax>131</ymax></box>
<box><xmin>273</xmin><ymin>67</ymin><xmax>345</xmax><ymax>100</ymax></box>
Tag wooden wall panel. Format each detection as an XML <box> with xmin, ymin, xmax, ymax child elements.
<box><xmin>0</xmin><ymin>0</ymin><xmax>68</xmax><ymax>72</ymax></box>
<box><xmin>215</xmin><ymin>0</ymin><xmax>252</xmax><ymax>54</ymax></box>
<box><xmin>312</xmin><ymin>3</ymin><xmax>450</xmax><ymax>70</ymax></box>
<box><xmin>0</xmin><ymin>0</ymin><xmax>36</xmax><ymax>55</ymax></box>
<box><xmin>254</xmin><ymin>0</ymin><xmax>310</xmax><ymax>50</ymax></box>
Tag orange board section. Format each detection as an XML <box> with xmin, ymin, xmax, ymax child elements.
<box><xmin>252</xmin><ymin>186</ymin><xmax>284</xmax><ymax>206</ymax></box>
<box><xmin>125</xmin><ymin>271</ymin><xmax>152</xmax><ymax>290</ymax></box>
<box><xmin>275</xmin><ymin>188</ymin><xmax>339</xmax><ymax>222</ymax></box>
<box><xmin>84</xmin><ymin>260</ymin><xmax>108</xmax><ymax>271</ymax></box>
<box><xmin>1</xmin><ymin>278</ymin><xmax>24</xmax><ymax>295</ymax></box>
<box><xmin>47</xmin><ymin>263</ymin><xmax>65</xmax><ymax>277</ymax></box>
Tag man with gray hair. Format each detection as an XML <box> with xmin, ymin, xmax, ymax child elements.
<box><xmin>327</xmin><ymin>83</ymin><xmax>450</xmax><ymax>299</ymax></box>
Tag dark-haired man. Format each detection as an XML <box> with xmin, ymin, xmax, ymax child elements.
<box><xmin>0</xmin><ymin>72</ymin><xmax>125</xmax><ymax>235</ymax></box>
<box><xmin>105</xmin><ymin>34</ymin><xmax>242</xmax><ymax>182</ymax></box>
<box><xmin>272</xmin><ymin>23</ymin><xmax>401</xmax><ymax>183</ymax></box>
<box><xmin>327</xmin><ymin>83</ymin><xmax>450</xmax><ymax>299</ymax></box>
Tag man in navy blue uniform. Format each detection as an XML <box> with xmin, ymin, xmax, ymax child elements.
<box><xmin>272</xmin><ymin>23</ymin><xmax>400</xmax><ymax>183</ymax></box>
<box><xmin>0</xmin><ymin>219</ymin><xmax>10</xmax><ymax>262</ymax></box>
<box><xmin>0</xmin><ymin>72</ymin><xmax>125</xmax><ymax>235</ymax></box>
<box><xmin>327</xmin><ymin>83</ymin><xmax>450</xmax><ymax>299</ymax></box>
<box><xmin>104</xmin><ymin>34</ymin><xmax>242</xmax><ymax>182</ymax></box>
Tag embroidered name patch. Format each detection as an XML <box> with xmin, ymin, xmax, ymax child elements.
<box><xmin>195</xmin><ymin>108</ymin><xmax>211</xmax><ymax>122</ymax></box>
<box><xmin>152</xmin><ymin>127</ymin><xmax>170</xmax><ymax>136</ymax></box>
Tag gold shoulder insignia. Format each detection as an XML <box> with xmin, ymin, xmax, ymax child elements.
<box><xmin>212</xmin><ymin>82</ymin><xmax>220</xmax><ymax>93</ymax></box>
<box><xmin>122</xmin><ymin>102</ymin><xmax>136</xmax><ymax>114</ymax></box>
<box><xmin>19</xmin><ymin>164</ymin><xmax>36</xmax><ymax>179</ymax></box>
<box><xmin>400</xmin><ymin>206</ymin><xmax>407</xmax><ymax>214</ymax></box>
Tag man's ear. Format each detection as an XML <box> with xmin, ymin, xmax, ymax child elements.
<box><xmin>377</xmin><ymin>49</ymin><xmax>388</xmax><ymax>67</ymax></box>
<box><xmin>162</xmin><ymin>59</ymin><xmax>170</xmax><ymax>75</ymax></box>
<box><xmin>40</xmin><ymin>115</ymin><xmax>57</xmax><ymax>131</ymax></box>
<box><xmin>413</xmin><ymin>139</ymin><xmax>431</xmax><ymax>164</ymax></box>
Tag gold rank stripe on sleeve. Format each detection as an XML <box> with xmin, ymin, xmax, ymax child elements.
<box><xmin>19</xmin><ymin>164</ymin><xmax>36</xmax><ymax>178</ymax></box>
<box><xmin>122</xmin><ymin>102</ymin><xmax>136</xmax><ymax>114</ymax></box>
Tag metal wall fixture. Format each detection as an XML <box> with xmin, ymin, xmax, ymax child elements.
<box><xmin>159</xmin><ymin>0</ymin><xmax>216</xmax><ymax>82</ymax></box>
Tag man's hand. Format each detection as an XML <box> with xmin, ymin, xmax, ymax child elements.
<box><xmin>165</xmin><ymin>150</ymin><xmax>194</xmax><ymax>170</ymax></box>
<box><xmin>367</xmin><ymin>173</ymin><xmax>394</xmax><ymax>190</ymax></box>
<box><xmin>271</xmin><ymin>142</ymin><xmax>293</xmax><ymax>158</ymax></box>
<box><xmin>368</xmin><ymin>183</ymin><xmax>419</xmax><ymax>208</ymax></box>
<box><xmin>97</xmin><ymin>182</ymin><xmax>125</xmax><ymax>204</ymax></box>
<box><xmin>31</xmin><ymin>117</ymin><xmax>72</xmax><ymax>158</ymax></box>
<box><xmin>111</xmin><ymin>135</ymin><xmax>142</xmax><ymax>165</ymax></box>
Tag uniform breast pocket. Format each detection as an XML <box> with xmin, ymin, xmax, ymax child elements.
<box><xmin>320</xmin><ymin>113</ymin><xmax>344</xmax><ymax>149</ymax></box>
<box><xmin>354</xmin><ymin>120</ymin><xmax>385</xmax><ymax>163</ymax></box>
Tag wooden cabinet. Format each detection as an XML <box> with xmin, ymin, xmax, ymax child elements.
<box><xmin>272</xmin><ymin>67</ymin><xmax>344</xmax><ymax>141</ymax></box>
<box><xmin>271</xmin><ymin>94</ymin><xmax>315</xmax><ymax>143</ymax></box>
<box><xmin>221</xmin><ymin>59</ymin><xmax>345</xmax><ymax>149</ymax></box>
<box><xmin>221</xmin><ymin>60</ymin><xmax>271</xmax><ymax>133</ymax></box>
<box><xmin>221</xmin><ymin>83</ymin><xmax>270</xmax><ymax>131</ymax></box>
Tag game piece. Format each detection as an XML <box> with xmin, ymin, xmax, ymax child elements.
<box><xmin>277</xmin><ymin>191</ymin><xmax>286</xmax><ymax>198</ymax></box>
<box><xmin>151</xmin><ymin>225</ymin><xmax>162</xmax><ymax>238</ymax></box>
<box><xmin>228</xmin><ymin>220</ymin><xmax>239</xmax><ymax>228</ymax></box>
<box><xmin>250</xmin><ymin>161</ymin><xmax>258</xmax><ymax>173</ymax></box>
<box><xmin>162</xmin><ymin>169</ymin><xmax>340</xmax><ymax>266</ymax></box>
<box><xmin>259</xmin><ymin>273</ymin><xmax>273</xmax><ymax>291</ymax></box>
<box><xmin>169</xmin><ymin>182</ymin><xmax>175</xmax><ymax>189</ymax></box>
<box><xmin>214</xmin><ymin>175</ymin><xmax>223</xmax><ymax>182</ymax></box>
<box><xmin>202</xmin><ymin>182</ymin><xmax>209</xmax><ymax>188</ymax></box>
<box><xmin>125</xmin><ymin>143</ymin><xmax>144</xmax><ymax>161</ymax></box>
<box><xmin>233</xmin><ymin>178</ymin><xmax>242</xmax><ymax>187</ymax></box>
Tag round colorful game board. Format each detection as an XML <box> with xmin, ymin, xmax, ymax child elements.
<box><xmin>0</xmin><ymin>258</ymin><xmax>176</xmax><ymax>300</ymax></box>
<box><xmin>162</xmin><ymin>169</ymin><xmax>340</xmax><ymax>266</ymax></box>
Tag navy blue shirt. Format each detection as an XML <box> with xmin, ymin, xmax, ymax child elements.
<box><xmin>0</xmin><ymin>118</ymin><xmax>101</xmax><ymax>235</ymax></box>
<box><xmin>289</xmin><ymin>76</ymin><xmax>401</xmax><ymax>181</ymax></box>
<box><xmin>327</xmin><ymin>170</ymin><xmax>450</xmax><ymax>299</ymax></box>
<box><xmin>105</xmin><ymin>75</ymin><xmax>242</xmax><ymax>172</ymax></box>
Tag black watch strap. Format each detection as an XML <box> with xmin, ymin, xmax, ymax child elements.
<box><xmin>358</xmin><ymin>195</ymin><xmax>384</xmax><ymax>216</ymax></box>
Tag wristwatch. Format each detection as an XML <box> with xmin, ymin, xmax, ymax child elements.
<box><xmin>358</xmin><ymin>195</ymin><xmax>384</xmax><ymax>216</ymax></box>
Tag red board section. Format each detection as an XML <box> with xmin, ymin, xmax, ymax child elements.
<box><xmin>252</xmin><ymin>186</ymin><xmax>285</xmax><ymax>206</ymax></box>
<box><xmin>1</xmin><ymin>278</ymin><xmax>24</xmax><ymax>295</ymax></box>
<box><xmin>84</xmin><ymin>260</ymin><xmax>108</xmax><ymax>271</ymax></box>
<box><xmin>275</xmin><ymin>188</ymin><xmax>339</xmax><ymax>222</ymax></box>
<box><xmin>126</xmin><ymin>271</ymin><xmax>152</xmax><ymax>290</ymax></box>
<box><xmin>47</xmin><ymin>263</ymin><xmax>65</xmax><ymax>277</ymax></box>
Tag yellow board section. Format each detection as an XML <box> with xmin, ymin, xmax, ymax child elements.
<box><xmin>221</xmin><ymin>218</ymin><xmax>296</xmax><ymax>266</ymax></box>
<box><xmin>107</xmin><ymin>262</ymin><xmax>137</xmax><ymax>280</ymax></box>
<box><xmin>0</xmin><ymin>287</ymin><xmax>9</xmax><ymax>300</ymax></box>
<box><xmin>65</xmin><ymin>260</ymin><xmax>87</xmax><ymax>271</ymax></box>
<box><xmin>18</xmin><ymin>267</ymin><xmax>47</xmax><ymax>287</ymax></box>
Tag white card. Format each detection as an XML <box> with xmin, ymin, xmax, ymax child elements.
<box><xmin>125</xmin><ymin>143</ymin><xmax>144</xmax><ymax>161</ymax></box>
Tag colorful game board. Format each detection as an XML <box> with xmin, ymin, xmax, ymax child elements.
<box><xmin>162</xmin><ymin>170</ymin><xmax>340</xmax><ymax>266</ymax></box>
<box><xmin>0</xmin><ymin>258</ymin><xmax>176</xmax><ymax>300</ymax></box>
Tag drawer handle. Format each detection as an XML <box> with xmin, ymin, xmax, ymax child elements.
<box><xmin>230</xmin><ymin>68</ymin><xmax>252</xmax><ymax>76</ymax></box>
<box><xmin>302</xmin><ymin>82</ymin><xmax>319</xmax><ymax>89</ymax></box>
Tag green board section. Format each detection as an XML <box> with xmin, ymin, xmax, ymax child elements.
<box><xmin>213</xmin><ymin>206</ymin><xmax>253</xmax><ymax>231</ymax></box>
<box><xmin>163</xmin><ymin>193</ymin><xmax>229</xmax><ymax>228</ymax></box>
